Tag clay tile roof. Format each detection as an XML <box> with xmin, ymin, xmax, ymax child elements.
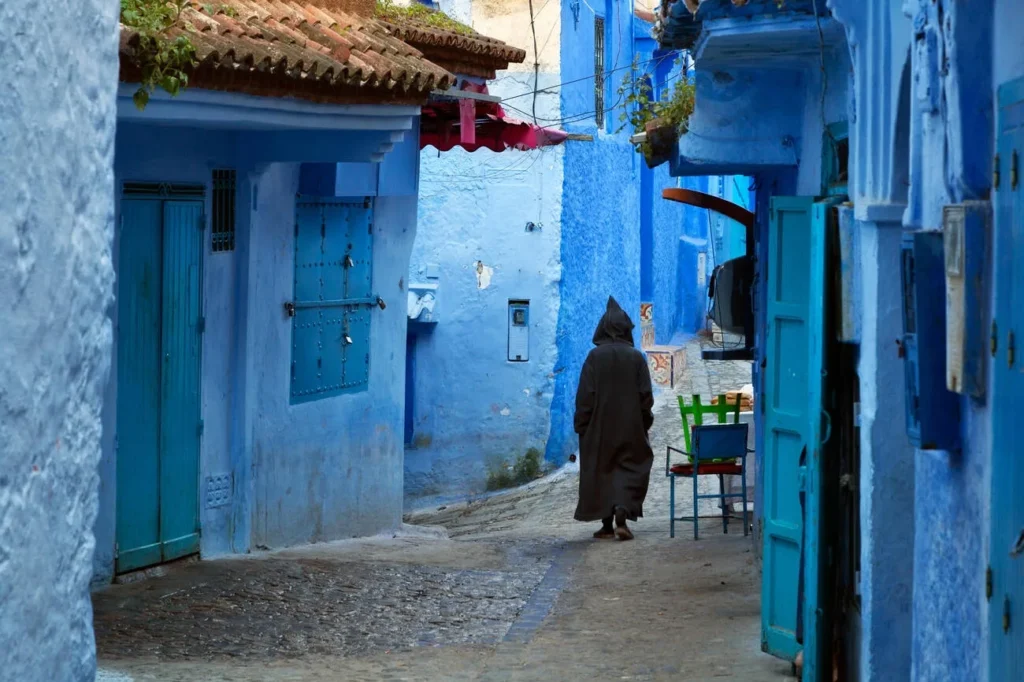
<box><xmin>377</xmin><ymin>14</ymin><xmax>527</xmax><ymax>81</ymax></box>
<box><xmin>119</xmin><ymin>0</ymin><xmax>455</xmax><ymax>106</ymax></box>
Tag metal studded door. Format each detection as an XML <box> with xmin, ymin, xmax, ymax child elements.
<box><xmin>290</xmin><ymin>198</ymin><xmax>374</xmax><ymax>403</ymax></box>
<box><xmin>990</xmin><ymin>77</ymin><xmax>1024</xmax><ymax>681</ymax></box>
<box><xmin>116</xmin><ymin>189</ymin><xmax>203</xmax><ymax>573</ymax></box>
<box><xmin>760</xmin><ymin>196</ymin><xmax>827</xmax><ymax>670</ymax></box>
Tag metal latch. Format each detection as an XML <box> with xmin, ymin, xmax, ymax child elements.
<box><xmin>284</xmin><ymin>296</ymin><xmax>385</xmax><ymax>318</ymax></box>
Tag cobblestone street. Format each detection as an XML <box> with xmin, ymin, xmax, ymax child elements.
<box><xmin>95</xmin><ymin>340</ymin><xmax>779</xmax><ymax>681</ymax></box>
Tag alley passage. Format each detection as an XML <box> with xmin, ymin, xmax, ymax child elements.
<box><xmin>94</xmin><ymin>340</ymin><xmax>783</xmax><ymax>682</ymax></box>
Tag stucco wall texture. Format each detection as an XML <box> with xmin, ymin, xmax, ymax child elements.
<box><xmin>407</xmin><ymin>70</ymin><xmax>564</xmax><ymax>499</ymax></box>
<box><xmin>0</xmin><ymin>0</ymin><xmax>119</xmax><ymax>679</ymax></box>
<box><xmin>548</xmin><ymin>138</ymin><xmax>642</xmax><ymax>464</ymax></box>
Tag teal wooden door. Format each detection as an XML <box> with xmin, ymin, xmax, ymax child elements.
<box><xmin>990</xmin><ymin>77</ymin><xmax>1024</xmax><ymax>681</ymax></box>
<box><xmin>761</xmin><ymin>196</ymin><xmax>827</xmax><ymax>670</ymax></box>
<box><xmin>116</xmin><ymin>199</ymin><xmax>164</xmax><ymax>571</ymax></box>
<box><xmin>116</xmin><ymin>195</ymin><xmax>203</xmax><ymax>573</ymax></box>
<box><xmin>158</xmin><ymin>200</ymin><xmax>203</xmax><ymax>562</ymax></box>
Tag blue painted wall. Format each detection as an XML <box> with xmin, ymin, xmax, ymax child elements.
<box><xmin>404</xmin><ymin>1</ymin><xmax>711</xmax><ymax>494</ymax></box>
<box><xmin>904</xmin><ymin>1</ymin><xmax>1011</xmax><ymax>680</ymax></box>
<box><xmin>547</xmin><ymin>0</ymin><xmax>644</xmax><ymax>465</ymax></box>
<box><xmin>405</xmin><ymin>70</ymin><xmax>564</xmax><ymax>500</ymax></box>
<box><xmin>0</xmin><ymin>0</ymin><xmax>118</xmax><ymax>678</ymax></box>
<box><xmin>95</xmin><ymin>111</ymin><xmax>421</xmax><ymax>582</ymax></box>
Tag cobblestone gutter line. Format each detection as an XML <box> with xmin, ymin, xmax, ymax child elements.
<box><xmin>477</xmin><ymin>541</ymin><xmax>584</xmax><ymax>681</ymax></box>
<box><xmin>503</xmin><ymin>541</ymin><xmax>581</xmax><ymax>644</ymax></box>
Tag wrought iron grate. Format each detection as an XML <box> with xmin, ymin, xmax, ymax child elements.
<box><xmin>211</xmin><ymin>169</ymin><xmax>236</xmax><ymax>252</ymax></box>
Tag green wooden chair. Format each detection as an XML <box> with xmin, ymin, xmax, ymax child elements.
<box><xmin>665</xmin><ymin>394</ymin><xmax>744</xmax><ymax>538</ymax></box>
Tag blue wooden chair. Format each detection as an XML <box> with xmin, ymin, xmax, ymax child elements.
<box><xmin>666</xmin><ymin>423</ymin><xmax>750</xmax><ymax>539</ymax></box>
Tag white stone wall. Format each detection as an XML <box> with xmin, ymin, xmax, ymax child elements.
<box><xmin>0</xmin><ymin>0</ymin><xmax>120</xmax><ymax>679</ymax></box>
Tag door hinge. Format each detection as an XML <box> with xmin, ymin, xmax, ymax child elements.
<box><xmin>1004</xmin><ymin>596</ymin><xmax>1012</xmax><ymax>633</ymax></box>
<box><xmin>1009</xmin><ymin>330</ymin><xmax>1016</xmax><ymax>369</ymax></box>
<box><xmin>986</xmin><ymin>566</ymin><xmax>993</xmax><ymax>600</ymax></box>
<box><xmin>114</xmin><ymin>542</ymin><xmax>119</xmax><ymax>559</ymax></box>
<box><xmin>991</xmin><ymin>320</ymin><xmax>998</xmax><ymax>357</ymax></box>
<box><xmin>1012</xmin><ymin>150</ymin><xmax>1019</xmax><ymax>190</ymax></box>
<box><xmin>994</xmin><ymin>153</ymin><xmax>1001</xmax><ymax>189</ymax></box>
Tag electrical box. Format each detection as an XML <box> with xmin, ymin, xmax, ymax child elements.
<box><xmin>900</xmin><ymin>231</ymin><xmax>961</xmax><ymax>451</ymax></box>
<box><xmin>508</xmin><ymin>300</ymin><xmax>530</xmax><ymax>362</ymax></box>
<box><xmin>943</xmin><ymin>202</ymin><xmax>990</xmax><ymax>397</ymax></box>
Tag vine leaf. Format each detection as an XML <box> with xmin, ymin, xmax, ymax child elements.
<box><xmin>121</xmin><ymin>0</ymin><xmax>197</xmax><ymax>111</ymax></box>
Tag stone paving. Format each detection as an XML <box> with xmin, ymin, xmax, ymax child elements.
<box><xmin>95</xmin><ymin>343</ymin><xmax>780</xmax><ymax>682</ymax></box>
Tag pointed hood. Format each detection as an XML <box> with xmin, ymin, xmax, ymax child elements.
<box><xmin>592</xmin><ymin>296</ymin><xmax>635</xmax><ymax>346</ymax></box>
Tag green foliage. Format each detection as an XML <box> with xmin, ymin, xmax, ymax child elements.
<box><xmin>617</xmin><ymin>55</ymin><xmax>696</xmax><ymax>156</ymax></box>
<box><xmin>485</xmin><ymin>448</ymin><xmax>545</xmax><ymax>492</ymax></box>
<box><xmin>375</xmin><ymin>0</ymin><xmax>474</xmax><ymax>36</ymax></box>
<box><xmin>120</xmin><ymin>0</ymin><xmax>198</xmax><ymax>110</ymax></box>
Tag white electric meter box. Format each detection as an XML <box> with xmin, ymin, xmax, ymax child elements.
<box><xmin>943</xmin><ymin>202</ymin><xmax>990</xmax><ymax>397</ymax></box>
<box><xmin>508</xmin><ymin>300</ymin><xmax>530</xmax><ymax>362</ymax></box>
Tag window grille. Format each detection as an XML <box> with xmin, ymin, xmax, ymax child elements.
<box><xmin>211</xmin><ymin>169</ymin><xmax>236</xmax><ymax>252</ymax></box>
<box><xmin>594</xmin><ymin>17</ymin><xmax>606</xmax><ymax>128</ymax></box>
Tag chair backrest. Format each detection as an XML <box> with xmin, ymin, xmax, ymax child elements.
<box><xmin>693</xmin><ymin>423</ymin><xmax>749</xmax><ymax>461</ymax></box>
<box><xmin>677</xmin><ymin>394</ymin><xmax>741</xmax><ymax>453</ymax></box>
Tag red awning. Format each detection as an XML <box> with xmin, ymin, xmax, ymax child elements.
<box><xmin>420</xmin><ymin>83</ymin><xmax>568</xmax><ymax>153</ymax></box>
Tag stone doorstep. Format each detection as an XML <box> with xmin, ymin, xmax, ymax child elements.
<box><xmin>646</xmin><ymin>344</ymin><xmax>687</xmax><ymax>389</ymax></box>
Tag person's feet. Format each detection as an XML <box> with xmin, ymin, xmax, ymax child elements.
<box><xmin>594</xmin><ymin>517</ymin><xmax>615</xmax><ymax>539</ymax></box>
<box><xmin>614</xmin><ymin>506</ymin><xmax>634</xmax><ymax>541</ymax></box>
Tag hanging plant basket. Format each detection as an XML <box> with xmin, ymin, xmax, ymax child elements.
<box><xmin>643</xmin><ymin>117</ymin><xmax>679</xmax><ymax>169</ymax></box>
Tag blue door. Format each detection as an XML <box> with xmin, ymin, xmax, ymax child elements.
<box><xmin>116</xmin><ymin>193</ymin><xmax>203</xmax><ymax>573</ymax></box>
<box><xmin>990</xmin><ymin>77</ymin><xmax>1024</xmax><ymax>680</ymax></box>
<box><xmin>761</xmin><ymin>196</ymin><xmax>827</xmax><ymax>673</ymax></box>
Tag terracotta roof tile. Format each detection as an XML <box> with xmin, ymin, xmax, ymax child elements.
<box><xmin>119</xmin><ymin>0</ymin><xmax>454</xmax><ymax>106</ymax></box>
<box><xmin>378</xmin><ymin>16</ymin><xmax>527</xmax><ymax>80</ymax></box>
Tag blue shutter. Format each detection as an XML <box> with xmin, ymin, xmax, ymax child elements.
<box><xmin>291</xmin><ymin>203</ymin><xmax>325</xmax><ymax>402</ymax></box>
<box><xmin>292</xmin><ymin>199</ymin><xmax>373</xmax><ymax>403</ymax></box>
<box><xmin>343</xmin><ymin>203</ymin><xmax>373</xmax><ymax>389</ymax></box>
<box><xmin>990</xmin><ymin>76</ymin><xmax>1024</xmax><ymax>682</ymax></box>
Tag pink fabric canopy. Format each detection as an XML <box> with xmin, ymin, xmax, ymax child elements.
<box><xmin>420</xmin><ymin>83</ymin><xmax>568</xmax><ymax>153</ymax></box>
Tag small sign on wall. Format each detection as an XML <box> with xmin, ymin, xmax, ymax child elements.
<box><xmin>697</xmin><ymin>252</ymin><xmax>707</xmax><ymax>287</ymax></box>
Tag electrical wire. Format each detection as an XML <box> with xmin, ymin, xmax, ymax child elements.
<box><xmin>500</xmin><ymin>51</ymin><xmax>678</xmax><ymax>103</ymax></box>
<box><xmin>528</xmin><ymin>0</ymin><xmax>541</xmax><ymax>124</ymax></box>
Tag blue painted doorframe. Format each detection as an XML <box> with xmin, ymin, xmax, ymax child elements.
<box><xmin>761</xmin><ymin>196</ymin><xmax>828</xmax><ymax>677</ymax></box>
<box><xmin>990</xmin><ymin>76</ymin><xmax>1024</xmax><ymax>681</ymax></box>
<box><xmin>116</xmin><ymin>192</ymin><xmax>203</xmax><ymax>574</ymax></box>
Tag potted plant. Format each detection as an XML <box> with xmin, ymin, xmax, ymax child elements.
<box><xmin>618</xmin><ymin>58</ymin><xmax>696</xmax><ymax>168</ymax></box>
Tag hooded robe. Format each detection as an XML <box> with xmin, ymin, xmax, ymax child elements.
<box><xmin>573</xmin><ymin>297</ymin><xmax>655</xmax><ymax>522</ymax></box>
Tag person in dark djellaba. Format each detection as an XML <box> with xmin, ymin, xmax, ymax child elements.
<box><xmin>573</xmin><ymin>296</ymin><xmax>655</xmax><ymax>541</ymax></box>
